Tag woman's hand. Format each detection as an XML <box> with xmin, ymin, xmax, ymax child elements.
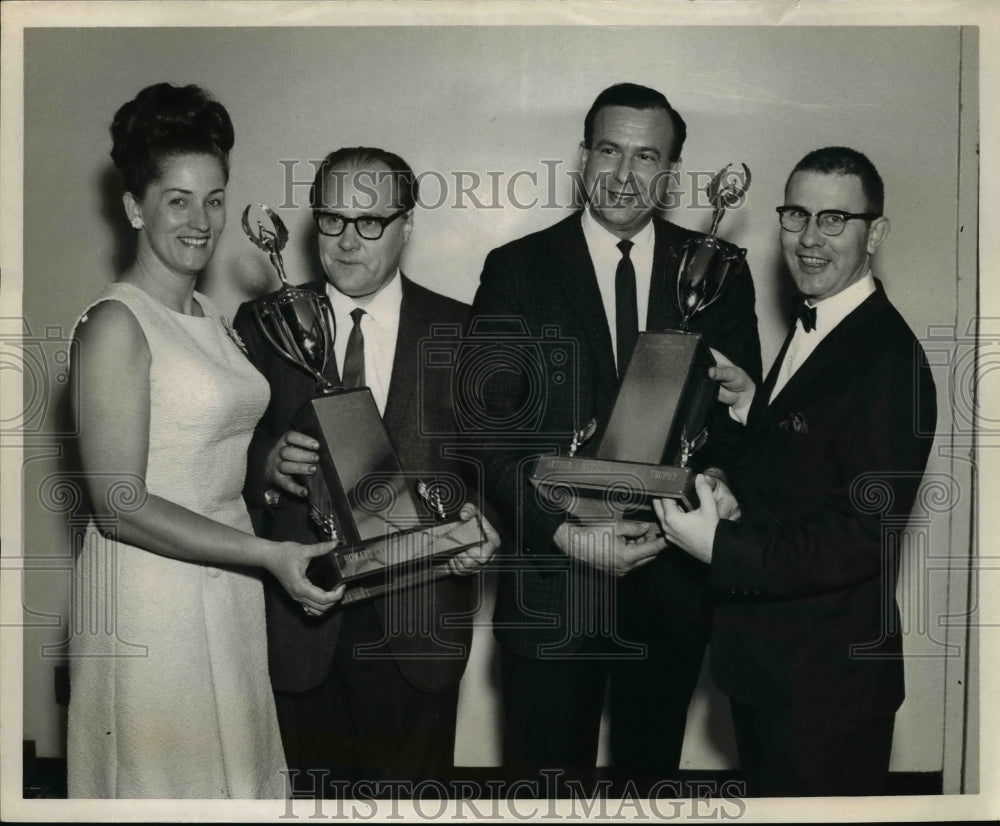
<box><xmin>265</xmin><ymin>540</ymin><xmax>345</xmax><ymax>615</ymax></box>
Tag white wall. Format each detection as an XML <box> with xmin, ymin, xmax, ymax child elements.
<box><xmin>18</xmin><ymin>25</ymin><xmax>971</xmax><ymax>772</ymax></box>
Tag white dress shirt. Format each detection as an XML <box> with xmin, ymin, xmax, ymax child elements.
<box><xmin>581</xmin><ymin>208</ymin><xmax>655</xmax><ymax>371</ymax></box>
<box><xmin>769</xmin><ymin>271</ymin><xmax>875</xmax><ymax>403</ymax></box>
<box><xmin>326</xmin><ymin>272</ymin><xmax>402</xmax><ymax>416</ymax></box>
<box><xmin>730</xmin><ymin>270</ymin><xmax>876</xmax><ymax>424</ymax></box>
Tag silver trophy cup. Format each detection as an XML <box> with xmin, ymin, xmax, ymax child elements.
<box><xmin>669</xmin><ymin>163</ymin><xmax>751</xmax><ymax>464</ymax></box>
<box><xmin>672</xmin><ymin>163</ymin><xmax>751</xmax><ymax>327</ymax></box>
<box><xmin>242</xmin><ymin>204</ymin><xmax>337</xmax><ymax>395</ymax></box>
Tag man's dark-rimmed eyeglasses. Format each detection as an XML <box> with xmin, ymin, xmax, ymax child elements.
<box><xmin>776</xmin><ymin>206</ymin><xmax>881</xmax><ymax>237</ymax></box>
<box><xmin>314</xmin><ymin>209</ymin><xmax>408</xmax><ymax>240</ymax></box>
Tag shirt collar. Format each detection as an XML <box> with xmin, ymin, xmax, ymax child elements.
<box><xmin>807</xmin><ymin>268</ymin><xmax>876</xmax><ymax>334</ymax></box>
<box><xmin>581</xmin><ymin>208</ymin><xmax>655</xmax><ymax>256</ymax></box>
<box><xmin>326</xmin><ymin>269</ymin><xmax>403</xmax><ymax>324</ymax></box>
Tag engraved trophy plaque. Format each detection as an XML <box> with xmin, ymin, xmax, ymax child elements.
<box><xmin>243</xmin><ymin>205</ymin><xmax>484</xmax><ymax>603</ymax></box>
<box><xmin>530</xmin><ymin>164</ymin><xmax>750</xmax><ymax>514</ymax></box>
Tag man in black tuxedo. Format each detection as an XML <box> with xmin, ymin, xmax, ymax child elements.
<box><xmin>236</xmin><ymin>147</ymin><xmax>498</xmax><ymax>792</ymax></box>
<box><xmin>464</xmin><ymin>83</ymin><xmax>761</xmax><ymax>791</ymax></box>
<box><xmin>657</xmin><ymin>146</ymin><xmax>937</xmax><ymax>796</ymax></box>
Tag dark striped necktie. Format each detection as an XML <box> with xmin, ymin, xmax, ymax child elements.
<box><xmin>341</xmin><ymin>307</ymin><xmax>366</xmax><ymax>388</ymax></box>
<box><xmin>615</xmin><ymin>239</ymin><xmax>639</xmax><ymax>378</ymax></box>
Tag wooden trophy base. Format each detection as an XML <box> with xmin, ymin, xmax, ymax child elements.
<box><xmin>306</xmin><ymin>517</ymin><xmax>486</xmax><ymax>604</ymax></box>
<box><xmin>529</xmin><ymin>331</ymin><xmax>714</xmax><ymax>517</ymax></box>
<box><xmin>530</xmin><ymin>454</ymin><xmax>697</xmax><ymax>517</ymax></box>
<box><xmin>291</xmin><ymin>387</ymin><xmax>482</xmax><ymax>603</ymax></box>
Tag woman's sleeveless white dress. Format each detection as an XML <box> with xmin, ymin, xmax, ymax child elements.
<box><xmin>67</xmin><ymin>282</ymin><xmax>286</xmax><ymax>798</ymax></box>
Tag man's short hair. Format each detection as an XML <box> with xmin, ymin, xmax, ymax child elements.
<box><xmin>583</xmin><ymin>83</ymin><xmax>687</xmax><ymax>162</ymax></box>
<box><xmin>789</xmin><ymin>146</ymin><xmax>885</xmax><ymax>215</ymax></box>
<box><xmin>310</xmin><ymin>146</ymin><xmax>419</xmax><ymax>212</ymax></box>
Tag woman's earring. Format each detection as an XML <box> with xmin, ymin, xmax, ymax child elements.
<box><xmin>131</xmin><ymin>218</ymin><xmax>144</xmax><ymax>230</ymax></box>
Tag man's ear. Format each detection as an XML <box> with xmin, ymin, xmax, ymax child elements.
<box><xmin>579</xmin><ymin>141</ymin><xmax>589</xmax><ymax>169</ymax></box>
<box><xmin>866</xmin><ymin>216</ymin><xmax>890</xmax><ymax>255</ymax></box>
<box><xmin>401</xmin><ymin>210</ymin><xmax>414</xmax><ymax>243</ymax></box>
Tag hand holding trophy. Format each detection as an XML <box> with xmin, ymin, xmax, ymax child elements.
<box><xmin>531</xmin><ymin>164</ymin><xmax>750</xmax><ymax>514</ymax></box>
<box><xmin>242</xmin><ymin>205</ymin><xmax>486</xmax><ymax>603</ymax></box>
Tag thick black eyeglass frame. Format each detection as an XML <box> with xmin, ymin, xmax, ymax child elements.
<box><xmin>313</xmin><ymin>208</ymin><xmax>408</xmax><ymax>240</ymax></box>
<box><xmin>775</xmin><ymin>206</ymin><xmax>881</xmax><ymax>237</ymax></box>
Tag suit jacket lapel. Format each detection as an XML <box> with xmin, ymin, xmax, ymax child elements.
<box><xmin>382</xmin><ymin>275</ymin><xmax>419</xmax><ymax>437</ymax></box>
<box><xmin>559</xmin><ymin>213</ymin><xmax>618</xmax><ymax>397</ymax></box>
<box><xmin>762</xmin><ymin>288</ymin><xmax>888</xmax><ymax>421</ymax></box>
<box><xmin>647</xmin><ymin>218</ymin><xmax>681</xmax><ymax>330</ymax></box>
<box><xmin>748</xmin><ymin>323</ymin><xmax>796</xmax><ymax>430</ymax></box>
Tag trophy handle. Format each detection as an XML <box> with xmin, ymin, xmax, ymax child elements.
<box><xmin>698</xmin><ymin>247</ymin><xmax>745</xmax><ymax>315</ymax></box>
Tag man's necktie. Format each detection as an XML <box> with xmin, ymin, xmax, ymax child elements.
<box><xmin>615</xmin><ymin>239</ymin><xmax>639</xmax><ymax>378</ymax></box>
<box><xmin>792</xmin><ymin>295</ymin><xmax>817</xmax><ymax>333</ymax></box>
<box><xmin>341</xmin><ymin>307</ymin><xmax>366</xmax><ymax>388</ymax></box>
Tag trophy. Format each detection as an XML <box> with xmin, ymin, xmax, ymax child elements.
<box><xmin>673</xmin><ymin>163</ymin><xmax>751</xmax><ymax>328</ymax></box>
<box><xmin>243</xmin><ymin>205</ymin><xmax>485</xmax><ymax>603</ymax></box>
<box><xmin>242</xmin><ymin>205</ymin><xmax>337</xmax><ymax>395</ymax></box>
<box><xmin>530</xmin><ymin>164</ymin><xmax>750</xmax><ymax>514</ymax></box>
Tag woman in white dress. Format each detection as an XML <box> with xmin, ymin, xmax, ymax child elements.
<box><xmin>67</xmin><ymin>83</ymin><xmax>343</xmax><ymax>799</ymax></box>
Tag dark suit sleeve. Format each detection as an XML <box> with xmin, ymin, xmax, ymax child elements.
<box><xmin>696</xmin><ymin>260</ymin><xmax>762</xmax><ymax>476</ymax></box>
<box><xmin>234</xmin><ymin>301</ymin><xmax>279</xmax><ymax>516</ymax></box>
<box><xmin>711</xmin><ymin>342</ymin><xmax>936</xmax><ymax>598</ymax></box>
<box><xmin>463</xmin><ymin>248</ymin><xmax>566</xmax><ymax>557</ymax></box>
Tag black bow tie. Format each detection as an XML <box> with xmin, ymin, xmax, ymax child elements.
<box><xmin>792</xmin><ymin>296</ymin><xmax>817</xmax><ymax>333</ymax></box>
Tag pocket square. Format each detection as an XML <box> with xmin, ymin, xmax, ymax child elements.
<box><xmin>778</xmin><ymin>412</ymin><xmax>808</xmax><ymax>434</ymax></box>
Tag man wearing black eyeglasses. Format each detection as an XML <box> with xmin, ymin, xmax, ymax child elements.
<box><xmin>235</xmin><ymin>146</ymin><xmax>498</xmax><ymax>793</ymax></box>
<box><xmin>655</xmin><ymin>146</ymin><xmax>937</xmax><ymax>796</ymax></box>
